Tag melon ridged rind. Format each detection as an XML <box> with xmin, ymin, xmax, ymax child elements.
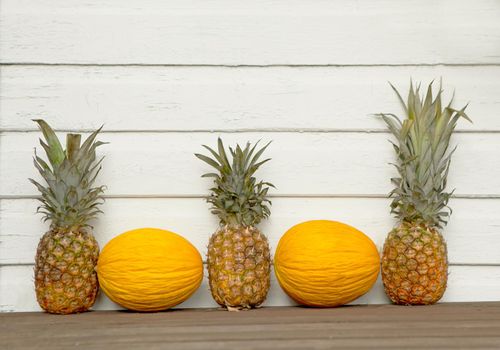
<box><xmin>274</xmin><ymin>220</ymin><xmax>380</xmax><ymax>307</ymax></box>
<box><xmin>97</xmin><ymin>228</ymin><xmax>203</xmax><ymax>312</ymax></box>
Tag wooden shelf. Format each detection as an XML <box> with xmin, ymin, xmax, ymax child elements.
<box><xmin>1</xmin><ymin>302</ymin><xmax>500</xmax><ymax>349</ymax></box>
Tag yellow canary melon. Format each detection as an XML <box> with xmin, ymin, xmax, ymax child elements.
<box><xmin>97</xmin><ymin>228</ymin><xmax>203</xmax><ymax>312</ymax></box>
<box><xmin>274</xmin><ymin>220</ymin><xmax>380</xmax><ymax>307</ymax></box>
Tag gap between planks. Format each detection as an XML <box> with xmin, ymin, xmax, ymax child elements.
<box><xmin>2</xmin><ymin>194</ymin><xmax>500</xmax><ymax>200</ymax></box>
<box><xmin>1</xmin><ymin>62</ymin><xmax>500</xmax><ymax>67</ymax></box>
<box><xmin>2</xmin><ymin>128</ymin><xmax>500</xmax><ymax>134</ymax></box>
<box><xmin>2</xmin><ymin>262</ymin><xmax>499</xmax><ymax>268</ymax></box>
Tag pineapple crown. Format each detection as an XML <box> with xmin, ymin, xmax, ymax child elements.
<box><xmin>377</xmin><ymin>81</ymin><xmax>471</xmax><ymax>228</ymax></box>
<box><xmin>196</xmin><ymin>138</ymin><xmax>274</xmax><ymax>227</ymax></box>
<box><xmin>29</xmin><ymin>119</ymin><xmax>107</xmax><ymax>230</ymax></box>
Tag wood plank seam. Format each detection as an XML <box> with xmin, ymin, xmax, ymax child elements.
<box><xmin>3</xmin><ymin>194</ymin><xmax>500</xmax><ymax>199</ymax></box>
<box><xmin>3</xmin><ymin>129</ymin><xmax>500</xmax><ymax>134</ymax></box>
<box><xmin>2</xmin><ymin>63</ymin><xmax>500</xmax><ymax>67</ymax></box>
<box><xmin>2</xmin><ymin>262</ymin><xmax>499</xmax><ymax>267</ymax></box>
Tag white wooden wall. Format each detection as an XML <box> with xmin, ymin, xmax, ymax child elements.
<box><xmin>1</xmin><ymin>0</ymin><xmax>500</xmax><ymax>312</ymax></box>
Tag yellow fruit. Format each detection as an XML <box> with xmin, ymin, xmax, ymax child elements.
<box><xmin>274</xmin><ymin>220</ymin><xmax>380</xmax><ymax>307</ymax></box>
<box><xmin>97</xmin><ymin>228</ymin><xmax>203</xmax><ymax>312</ymax></box>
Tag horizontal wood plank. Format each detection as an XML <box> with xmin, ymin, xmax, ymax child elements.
<box><xmin>0</xmin><ymin>132</ymin><xmax>497</xmax><ymax>197</ymax></box>
<box><xmin>2</xmin><ymin>264</ymin><xmax>499</xmax><ymax>312</ymax></box>
<box><xmin>1</xmin><ymin>197</ymin><xmax>499</xmax><ymax>265</ymax></box>
<box><xmin>1</xmin><ymin>66</ymin><xmax>499</xmax><ymax>131</ymax></box>
<box><xmin>4</xmin><ymin>302</ymin><xmax>500</xmax><ymax>324</ymax></box>
<box><xmin>2</xmin><ymin>0</ymin><xmax>500</xmax><ymax>312</ymax></box>
<box><xmin>1</xmin><ymin>303</ymin><xmax>500</xmax><ymax>349</ymax></box>
<box><xmin>1</xmin><ymin>0</ymin><xmax>500</xmax><ymax>65</ymax></box>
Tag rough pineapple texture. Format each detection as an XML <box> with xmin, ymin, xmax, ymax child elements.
<box><xmin>381</xmin><ymin>222</ymin><xmax>447</xmax><ymax>305</ymax></box>
<box><xmin>208</xmin><ymin>225</ymin><xmax>271</xmax><ymax>309</ymax></box>
<box><xmin>35</xmin><ymin>228</ymin><xmax>99</xmax><ymax>314</ymax></box>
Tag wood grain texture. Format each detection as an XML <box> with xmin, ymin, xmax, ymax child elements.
<box><xmin>3</xmin><ymin>303</ymin><xmax>500</xmax><ymax>349</ymax></box>
<box><xmin>0</xmin><ymin>265</ymin><xmax>226</xmax><ymax>312</ymax></box>
<box><xmin>1</xmin><ymin>303</ymin><xmax>500</xmax><ymax>349</ymax></box>
<box><xmin>0</xmin><ymin>303</ymin><xmax>500</xmax><ymax>350</ymax></box>
<box><xmin>0</xmin><ymin>265</ymin><xmax>300</xmax><ymax>312</ymax></box>
<box><xmin>1</xmin><ymin>66</ymin><xmax>499</xmax><ymax>131</ymax></box>
<box><xmin>2</xmin><ymin>264</ymin><xmax>500</xmax><ymax>313</ymax></box>
<box><xmin>2</xmin><ymin>0</ymin><xmax>500</xmax><ymax>312</ymax></box>
<box><xmin>1</xmin><ymin>197</ymin><xmax>499</xmax><ymax>265</ymax></box>
<box><xmin>3</xmin><ymin>304</ymin><xmax>500</xmax><ymax>349</ymax></box>
<box><xmin>1</xmin><ymin>0</ymin><xmax>500</xmax><ymax>65</ymax></box>
<box><xmin>0</xmin><ymin>132</ymin><xmax>495</xmax><ymax>197</ymax></box>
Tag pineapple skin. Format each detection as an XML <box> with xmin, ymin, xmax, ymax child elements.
<box><xmin>381</xmin><ymin>222</ymin><xmax>447</xmax><ymax>305</ymax></box>
<box><xmin>35</xmin><ymin>227</ymin><xmax>99</xmax><ymax>314</ymax></box>
<box><xmin>207</xmin><ymin>225</ymin><xmax>271</xmax><ymax>309</ymax></box>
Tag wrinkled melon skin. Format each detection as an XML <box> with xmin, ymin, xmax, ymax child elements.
<box><xmin>274</xmin><ymin>220</ymin><xmax>380</xmax><ymax>307</ymax></box>
<box><xmin>97</xmin><ymin>228</ymin><xmax>203</xmax><ymax>312</ymax></box>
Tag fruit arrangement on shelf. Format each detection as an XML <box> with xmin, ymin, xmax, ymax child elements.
<box><xmin>377</xmin><ymin>82</ymin><xmax>471</xmax><ymax>305</ymax></box>
<box><xmin>97</xmin><ymin>228</ymin><xmax>203</xmax><ymax>312</ymax></box>
<box><xmin>28</xmin><ymin>79</ymin><xmax>472</xmax><ymax>314</ymax></box>
<box><xmin>30</xmin><ymin>119</ymin><xmax>106</xmax><ymax>314</ymax></box>
<box><xmin>196</xmin><ymin>138</ymin><xmax>273</xmax><ymax>311</ymax></box>
<box><xmin>274</xmin><ymin>220</ymin><xmax>380</xmax><ymax>307</ymax></box>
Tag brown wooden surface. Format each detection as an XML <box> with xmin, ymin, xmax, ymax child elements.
<box><xmin>1</xmin><ymin>303</ymin><xmax>500</xmax><ymax>349</ymax></box>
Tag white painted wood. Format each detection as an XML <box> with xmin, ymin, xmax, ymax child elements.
<box><xmin>3</xmin><ymin>264</ymin><xmax>499</xmax><ymax>312</ymax></box>
<box><xmin>0</xmin><ymin>132</ymin><xmax>496</xmax><ymax>197</ymax></box>
<box><xmin>2</xmin><ymin>0</ymin><xmax>500</xmax><ymax>311</ymax></box>
<box><xmin>2</xmin><ymin>66</ymin><xmax>499</xmax><ymax>132</ymax></box>
<box><xmin>1</xmin><ymin>0</ymin><xmax>500</xmax><ymax>65</ymax></box>
<box><xmin>1</xmin><ymin>197</ymin><xmax>499</xmax><ymax>265</ymax></box>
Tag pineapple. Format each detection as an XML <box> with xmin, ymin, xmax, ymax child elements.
<box><xmin>377</xmin><ymin>82</ymin><xmax>470</xmax><ymax>305</ymax></box>
<box><xmin>196</xmin><ymin>138</ymin><xmax>273</xmax><ymax>310</ymax></box>
<box><xmin>30</xmin><ymin>120</ymin><xmax>106</xmax><ymax>314</ymax></box>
